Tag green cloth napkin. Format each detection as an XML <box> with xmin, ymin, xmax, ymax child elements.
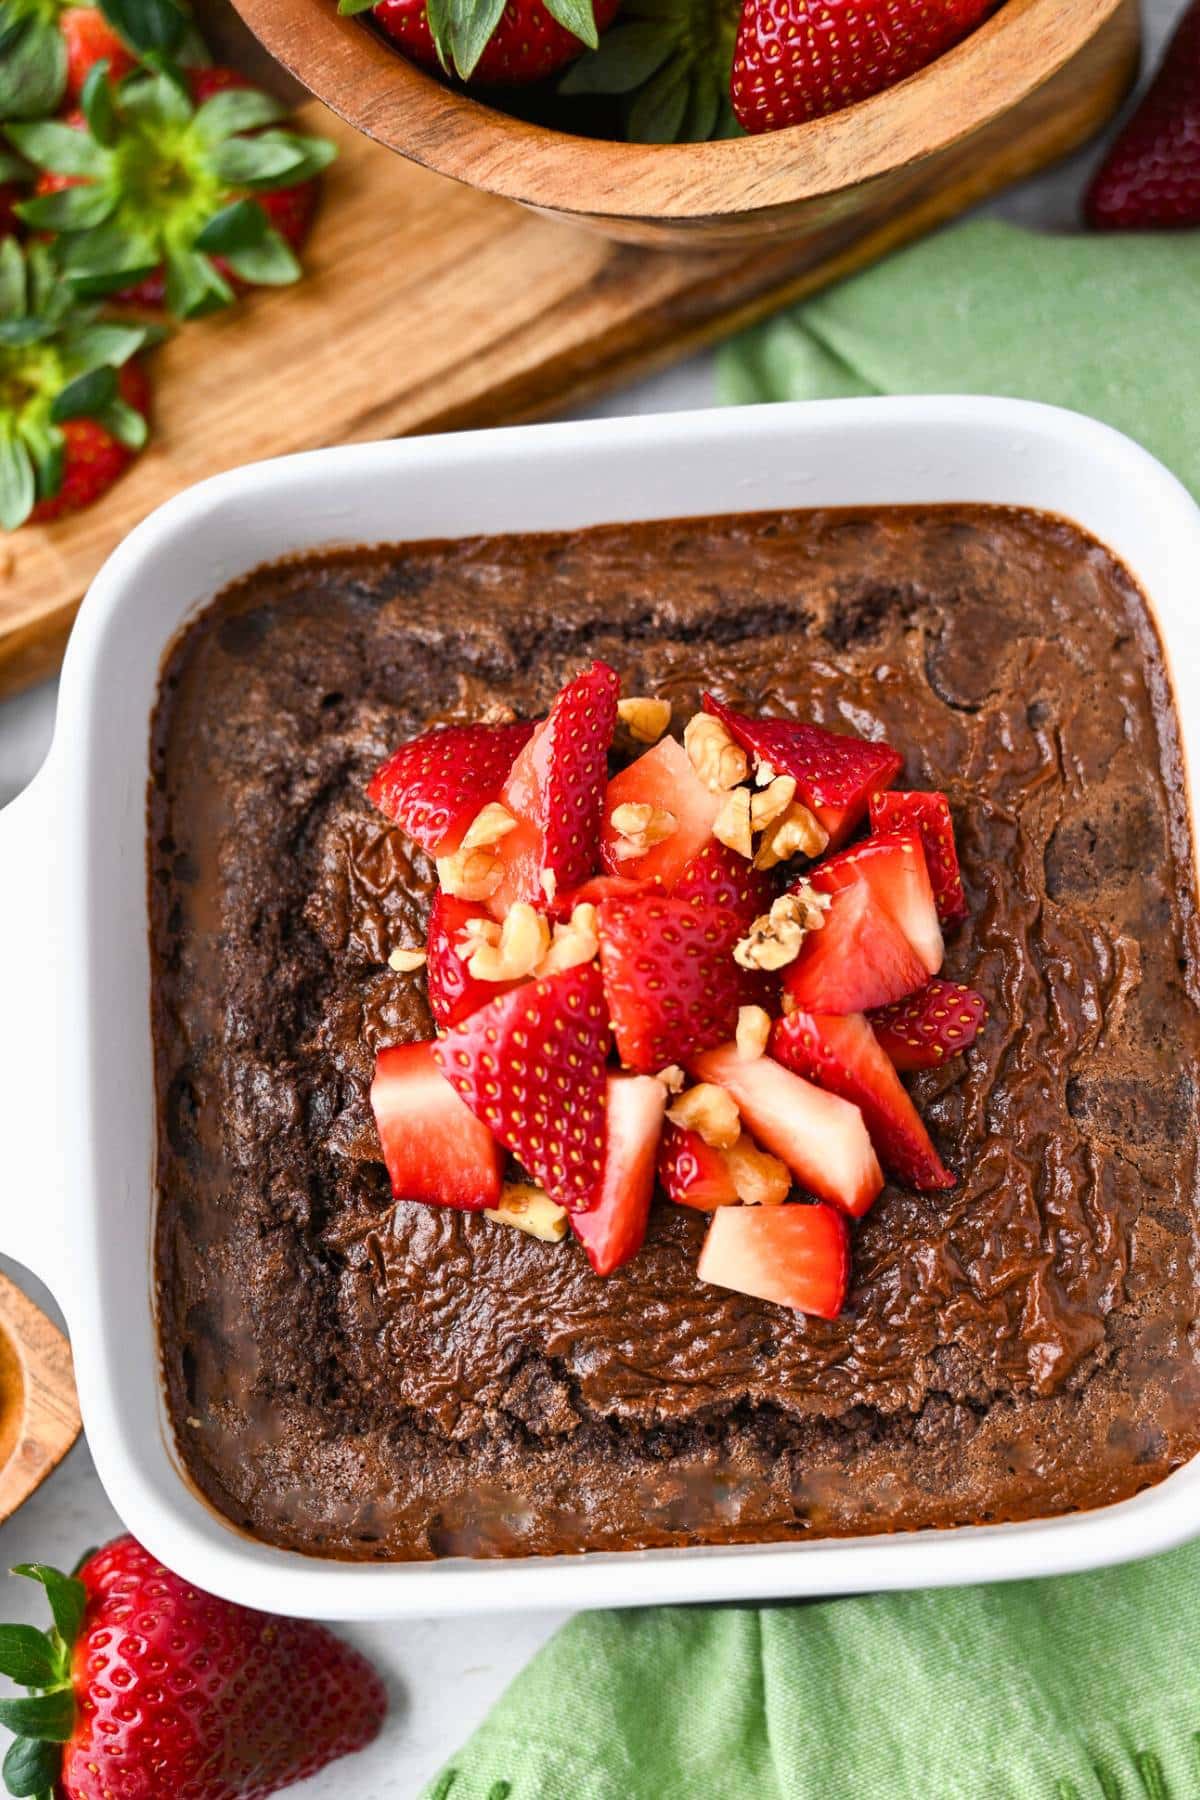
<box><xmin>423</xmin><ymin>217</ymin><xmax>1200</xmax><ymax>1800</ymax></box>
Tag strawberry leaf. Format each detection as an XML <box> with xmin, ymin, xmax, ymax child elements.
<box><xmin>164</xmin><ymin>245</ymin><xmax>233</xmax><ymax>318</ymax></box>
<box><xmin>2</xmin><ymin>1735</ymin><xmax>60</xmax><ymax>1799</ymax></box>
<box><xmin>0</xmin><ymin>427</ymin><xmax>34</xmax><ymax>532</ymax></box>
<box><xmin>62</xmin><ymin>320</ymin><xmax>157</xmax><ymax>372</ymax></box>
<box><xmin>338</xmin><ymin>0</ymin><xmax>378</xmax><ymax>12</ymax></box>
<box><xmin>560</xmin><ymin>0</ymin><xmax>741</xmax><ymax>140</ymax></box>
<box><xmin>120</xmin><ymin>65</ymin><xmax>192</xmax><ymax>127</ymax></box>
<box><xmin>17</xmin><ymin>184</ymin><xmax>117</xmax><ymax>232</ymax></box>
<box><xmin>210</xmin><ymin>131</ymin><xmax>309</xmax><ymax>187</ymax></box>
<box><xmin>98</xmin><ymin>0</ymin><xmax>189</xmax><ymax>57</ymax></box>
<box><xmin>0</xmin><ymin>1626</ymin><xmax>61</xmax><ymax>1688</ymax></box>
<box><xmin>0</xmin><ymin>236</ymin><xmax>24</xmax><ymax>318</ymax></box>
<box><xmin>542</xmin><ymin>0</ymin><xmax>600</xmax><ymax>50</ymax></box>
<box><xmin>11</xmin><ymin>1565</ymin><xmax>86</xmax><ymax>1646</ymax></box>
<box><xmin>4</xmin><ymin>119</ymin><xmax>110</xmax><ymax>178</ymax></box>
<box><xmin>427</xmin><ymin>0</ymin><xmax>506</xmax><ymax>81</ymax></box>
<box><xmin>560</xmin><ymin>21</ymin><xmax>674</xmax><ymax>92</ymax></box>
<box><xmin>94</xmin><ymin>397</ymin><xmax>148</xmax><ymax>450</ymax></box>
<box><xmin>0</xmin><ymin>1691</ymin><xmax>74</xmax><ymax>1742</ymax></box>
<box><xmin>0</xmin><ymin>15</ymin><xmax>66</xmax><ymax>122</ymax></box>
<box><xmin>58</xmin><ymin>221</ymin><xmax>159</xmax><ymax>291</ymax></box>
<box><xmin>191</xmin><ymin>87</ymin><xmax>288</xmax><ymax>144</ymax></box>
<box><xmin>17</xmin><ymin>416</ymin><xmax>64</xmax><ymax>501</ymax></box>
<box><xmin>80</xmin><ymin>63</ymin><xmax>120</xmax><ymax>147</ymax></box>
<box><xmin>193</xmin><ymin>195</ymin><xmax>269</xmax><ymax>254</ymax></box>
<box><xmin>222</xmin><ymin>225</ymin><xmax>301</xmax><ymax>287</ymax></box>
<box><xmin>629</xmin><ymin>58</ymin><xmax>688</xmax><ymax>140</ymax></box>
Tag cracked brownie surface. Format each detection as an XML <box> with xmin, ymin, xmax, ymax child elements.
<box><xmin>150</xmin><ymin>504</ymin><xmax>1200</xmax><ymax>1559</ymax></box>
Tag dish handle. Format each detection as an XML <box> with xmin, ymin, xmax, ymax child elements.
<box><xmin>0</xmin><ymin>766</ymin><xmax>70</xmax><ymax>1301</ymax></box>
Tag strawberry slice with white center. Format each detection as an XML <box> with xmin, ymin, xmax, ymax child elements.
<box><xmin>425</xmin><ymin>891</ymin><xmax>522</xmax><ymax>1029</ymax></box>
<box><xmin>772</xmin><ymin>1010</ymin><xmax>954</xmax><ymax>1191</ymax></box>
<box><xmin>702</xmin><ymin>695</ymin><xmax>902</xmax><ymax>848</ymax></box>
<box><xmin>599</xmin><ymin>735</ymin><xmax>720</xmax><ymax>885</ymax></box>
<box><xmin>869</xmin><ymin>789</ymin><xmax>968</xmax><ymax>929</ymax></box>
<box><xmin>870</xmin><ymin>980</ymin><xmax>987</xmax><ymax>1071</ymax></box>
<box><xmin>697</xmin><ymin>1203</ymin><xmax>850</xmax><ymax>1319</ymax></box>
<box><xmin>690</xmin><ymin>1043</ymin><xmax>882</xmax><ymax>1217</ymax></box>
<box><xmin>673</xmin><ymin>836</ymin><xmax>774</xmax><ymax>925</ymax></box>
<box><xmin>810</xmin><ymin>829</ymin><xmax>944</xmax><ymax>975</ymax></box>
<box><xmin>658</xmin><ymin>1122</ymin><xmax>739</xmax><ymax>1209</ymax></box>
<box><xmin>433</xmin><ymin>962</ymin><xmax>610</xmax><ymax>1211</ymax></box>
<box><xmin>366</xmin><ymin>720</ymin><xmax>534</xmax><ymax>855</ymax></box>
<box><xmin>597</xmin><ymin>892</ymin><xmax>745</xmax><ymax>1075</ymax></box>
<box><xmin>783</xmin><ymin>878</ymin><xmax>930</xmax><ymax>1016</ymax></box>
<box><xmin>371</xmin><ymin>1041</ymin><xmax>504</xmax><ymax>1209</ymax></box>
<box><xmin>571</xmin><ymin>1073</ymin><xmax>667</xmax><ymax>1275</ymax></box>
<box><xmin>492</xmin><ymin>661</ymin><xmax>620</xmax><ymax>912</ymax></box>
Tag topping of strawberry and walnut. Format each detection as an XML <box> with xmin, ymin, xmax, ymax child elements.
<box><xmin>362</xmin><ymin>665</ymin><xmax>989</xmax><ymax>1319</ymax></box>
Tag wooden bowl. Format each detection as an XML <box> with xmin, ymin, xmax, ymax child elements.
<box><xmin>231</xmin><ymin>0</ymin><xmax>1138</xmax><ymax>248</ymax></box>
<box><xmin>0</xmin><ymin>1272</ymin><xmax>80</xmax><ymax>1524</ymax></box>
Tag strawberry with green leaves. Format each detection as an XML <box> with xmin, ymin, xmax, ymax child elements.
<box><xmin>0</xmin><ymin>0</ymin><xmax>131</xmax><ymax>120</ymax></box>
<box><xmin>342</xmin><ymin>0</ymin><xmax>621</xmax><ymax>86</ymax></box>
<box><xmin>561</xmin><ymin>0</ymin><xmax>740</xmax><ymax>142</ymax></box>
<box><xmin>8</xmin><ymin>63</ymin><xmax>336</xmax><ymax>319</ymax></box>
<box><xmin>0</xmin><ymin>237</ymin><xmax>156</xmax><ymax>530</ymax></box>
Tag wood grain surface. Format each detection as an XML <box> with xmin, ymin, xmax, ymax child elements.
<box><xmin>0</xmin><ymin>1273</ymin><xmax>80</xmax><ymax>1525</ymax></box>
<box><xmin>0</xmin><ymin>1</ymin><xmax>1138</xmax><ymax>698</ymax></box>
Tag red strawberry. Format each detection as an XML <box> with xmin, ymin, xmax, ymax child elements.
<box><xmin>810</xmin><ymin>828</ymin><xmax>944</xmax><ymax>974</ymax></box>
<box><xmin>1086</xmin><ymin>0</ymin><xmax>1200</xmax><ymax>229</ymax></box>
<box><xmin>691</xmin><ymin>1042</ymin><xmax>882</xmax><ymax>1216</ymax></box>
<box><xmin>597</xmin><ymin>892</ymin><xmax>746</xmax><ymax>1075</ymax></box>
<box><xmin>61</xmin><ymin>6</ymin><xmax>135</xmax><ymax>98</ymax></box>
<box><xmin>372</xmin><ymin>0</ymin><xmax>621</xmax><ymax>85</ymax></box>
<box><xmin>548</xmin><ymin>873</ymin><xmax>654</xmax><ymax>919</ymax></box>
<box><xmin>366</xmin><ymin>719</ymin><xmax>534</xmax><ymax>854</ymax></box>
<box><xmin>371</xmin><ymin>1039</ymin><xmax>504</xmax><ymax>1207</ymax></box>
<box><xmin>869</xmin><ymin>789</ymin><xmax>967</xmax><ymax>928</ymax></box>
<box><xmin>433</xmin><ymin>962</ymin><xmax>610</xmax><ymax>1211</ymax></box>
<box><xmin>697</xmin><ymin>1202</ymin><xmax>849</xmax><ymax>1318</ymax></box>
<box><xmin>0</xmin><ymin>1535</ymin><xmax>385</xmax><ymax>1800</ymax></box>
<box><xmin>783</xmin><ymin>878</ymin><xmax>929</xmax><ymax>1016</ymax></box>
<box><xmin>29</xmin><ymin>359</ymin><xmax>151</xmax><ymax>524</ymax></box>
<box><xmin>493</xmin><ymin>661</ymin><xmax>620</xmax><ymax>911</ymax></box>
<box><xmin>673</xmin><ymin>834</ymin><xmax>774</xmax><ymax>925</ymax></box>
<box><xmin>424</xmin><ymin>890</ymin><xmax>523</xmax><ymax>1028</ymax></box>
<box><xmin>870</xmin><ymin>978</ymin><xmax>987</xmax><ymax>1070</ymax></box>
<box><xmin>599</xmin><ymin>734</ymin><xmax>720</xmax><ymax>886</ymax></box>
<box><xmin>772</xmin><ymin>1009</ymin><xmax>953</xmax><ymax>1191</ymax></box>
<box><xmin>730</xmin><ymin>0</ymin><xmax>995</xmax><ymax>134</ymax></box>
<box><xmin>658</xmin><ymin>1121</ymin><xmax>739</xmax><ymax>1209</ymax></box>
<box><xmin>570</xmin><ymin>1072</ymin><xmax>666</xmax><ymax>1275</ymax></box>
<box><xmin>702</xmin><ymin>695</ymin><xmax>902</xmax><ymax>847</ymax></box>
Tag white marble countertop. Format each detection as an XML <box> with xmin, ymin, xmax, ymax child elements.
<box><xmin>0</xmin><ymin>5</ymin><xmax>1178</xmax><ymax>1786</ymax></box>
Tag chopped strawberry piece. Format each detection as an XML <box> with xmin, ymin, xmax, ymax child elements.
<box><xmin>810</xmin><ymin>828</ymin><xmax>944</xmax><ymax>975</ymax></box>
<box><xmin>366</xmin><ymin>720</ymin><xmax>534</xmax><ymax>856</ymax></box>
<box><xmin>870</xmin><ymin>980</ymin><xmax>987</xmax><ymax>1071</ymax></box>
<box><xmin>869</xmin><ymin>789</ymin><xmax>967</xmax><ymax>929</ymax></box>
<box><xmin>783</xmin><ymin>878</ymin><xmax>930</xmax><ymax>1016</ymax></box>
<box><xmin>433</xmin><ymin>963</ymin><xmax>610</xmax><ymax>1211</ymax></box>
<box><xmin>673</xmin><ymin>836</ymin><xmax>774</xmax><ymax>925</ymax></box>
<box><xmin>599</xmin><ymin>735</ymin><xmax>720</xmax><ymax>885</ymax></box>
<box><xmin>493</xmin><ymin>661</ymin><xmax>620</xmax><ymax>910</ymax></box>
<box><xmin>702</xmin><ymin>695</ymin><xmax>902</xmax><ymax>847</ymax></box>
<box><xmin>658</xmin><ymin>1122</ymin><xmax>739</xmax><ymax>1209</ymax></box>
<box><xmin>425</xmin><ymin>891</ymin><xmax>521</xmax><ymax>1029</ymax></box>
<box><xmin>690</xmin><ymin>1044</ymin><xmax>882</xmax><ymax>1217</ymax></box>
<box><xmin>371</xmin><ymin>1041</ymin><xmax>503</xmax><ymax>1209</ymax></box>
<box><xmin>597</xmin><ymin>893</ymin><xmax>745</xmax><ymax>1075</ymax></box>
<box><xmin>548</xmin><ymin>874</ymin><xmax>655</xmax><ymax>920</ymax></box>
<box><xmin>772</xmin><ymin>1010</ymin><xmax>954</xmax><ymax>1191</ymax></box>
<box><xmin>571</xmin><ymin>1073</ymin><xmax>666</xmax><ymax>1275</ymax></box>
<box><xmin>697</xmin><ymin>1203</ymin><xmax>849</xmax><ymax>1319</ymax></box>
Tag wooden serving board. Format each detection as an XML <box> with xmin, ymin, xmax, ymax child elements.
<box><xmin>0</xmin><ymin>4</ymin><xmax>1137</xmax><ymax>698</ymax></box>
<box><xmin>0</xmin><ymin>1273</ymin><xmax>80</xmax><ymax>1525</ymax></box>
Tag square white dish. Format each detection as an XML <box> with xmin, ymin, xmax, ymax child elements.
<box><xmin>2</xmin><ymin>395</ymin><xmax>1198</xmax><ymax>1621</ymax></box>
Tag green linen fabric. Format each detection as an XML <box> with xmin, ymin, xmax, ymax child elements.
<box><xmin>423</xmin><ymin>216</ymin><xmax>1200</xmax><ymax>1800</ymax></box>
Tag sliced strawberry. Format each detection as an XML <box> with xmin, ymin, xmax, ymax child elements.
<box><xmin>599</xmin><ymin>735</ymin><xmax>720</xmax><ymax>885</ymax></box>
<box><xmin>658</xmin><ymin>1122</ymin><xmax>739</xmax><ymax>1209</ymax></box>
<box><xmin>492</xmin><ymin>661</ymin><xmax>620</xmax><ymax>912</ymax></box>
<box><xmin>371</xmin><ymin>1041</ymin><xmax>504</xmax><ymax>1209</ymax></box>
<box><xmin>571</xmin><ymin>1073</ymin><xmax>666</xmax><ymax>1275</ymax></box>
<box><xmin>366</xmin><ymin>720</ymin><xmax>534</xmax><ymax>856</ymax></box>
<box><xmin>870</xmin><ymin>979</ymin><xmax>987</xmax><ymax>1071</ymax></box>
<box><xmin>703</xmin><ymin>695</ymin><xmax>902</xmax><ymax>848</ymax></box>
<box><xmin>547</xmin><ymin>873</ymin><xmax>655</xmax><ymax>920</ymax></box>
<box><xmin>673</xmin><ymin>836</ymin><xmax>773</xmax><ymax>926</ymax></box>
<box><xmin>811</xmin><ymin>829</ymin><xmax>944</xmax><ymax>975</ymax></box>
<box><xmin>691</xmin><ymin>1043</ymin><xmax>882</xmax><ymax>1217</ymax></box>
<box><xmin>433</xmin><ymin>962</ymin><xmax>610</xmax><ymax>1211</ymax></box>
<box><xmin>869</xmin><ymin>789</ymin><xmax>967</xmax><ymax>929</ymax></box>
<box><xmin>772</xmin><ymin>1010</ymin><xmax>954</xmax><ymax>1191</ymax></box>
<box><xmin>424</xmin><ymin>891</ymin><xmax>522</xmax><ymax>1029</ymax></box>
<box><xmin>697</xmin><ymin>1203</ymin><xmax>849</xmax><ymax>1319</ymax></box>
<box><xmin>597</xmin><ymin>893</ymin><xmax>745</xmax><ymax>1075</ymax></box>
<box><xmin>783</xmin><ymin>879</ymin><xmax>929</xmax><ymax>1016</ymax></box>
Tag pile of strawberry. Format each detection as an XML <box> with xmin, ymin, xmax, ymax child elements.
<box><xmin>366</xmin><ymin>664</ymin><xmax>988</xmax><ymax>1320</ymax></box>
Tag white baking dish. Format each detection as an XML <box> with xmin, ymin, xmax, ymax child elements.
<box><xmin>2</xmin><ymin>397</ymin><xmax>1198</xmax><ymax>1621</ymax></box>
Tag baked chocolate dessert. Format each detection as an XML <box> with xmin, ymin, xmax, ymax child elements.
<box><xmin>150</xmin><ymin>504</ymin><xmax>1200</xmax><ymax>1560</ymax></box>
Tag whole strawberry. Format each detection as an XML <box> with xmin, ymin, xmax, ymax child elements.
<box><xmin>0</xmin><ymin>1536</ymin><xmax>386</xmax><ymax>1799</ymax></box>
<box><xmin>341</xmin><ymin>0</ymin><xmax>621</xmax><ymax>86</ymax></box>
<box><xmin>731</xmin><ymin>0</ymin><xmax>996</xmax><ymax>134</ymax></box>
<box><xmin>1086</xmin><ymin>0</ymin><xmax>1200</xmax><ymax>229</ymax></box>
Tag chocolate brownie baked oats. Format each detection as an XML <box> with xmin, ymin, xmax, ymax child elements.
<box><xmin>149</xmin><ymin>504</ymin><xmax>1200</xmax><ymax>1562</ymax></box>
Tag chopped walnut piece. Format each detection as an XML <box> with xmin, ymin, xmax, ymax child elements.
<box><xmin>734</xmin><ymin>890</ymin><xmax>827</xmax><ymax>972</ymax></box>
<box><xmin>754</xmin><ymin>760</ymin><xmax>778</xmax><ymax>787</ymax></box>
<box><xmin>437</xmin><ymin>846</ymin><xmax>503</xmax><ymax>902</ymax></box>
<box><xmin>713</xmin><ymin>785</ymin><xmax>753</xmax><ymax>859</ymax></box>
<box><xmin>539</xmin><ymin>902</ymin><xmax>599</xmax><ymax>977</ymax></box>
<box><xmin>788</xmin><ymin>879</ymin><xmax>832</xmax><ymax>931</ymax></box>
<box><xmin>540</xmin><ymin>869</ymin><xmax>558</xmax><ymax>904</ymax></box>
<box><xmin>667</xmin><ymin>1082</ymin><xmax>740</xmax><ymax>1150</ymax></box>
<box><xmin>655</xmin><ymin>1064</ymin><xmax>686</xmax><ymax>1094</ymax></box>
<box><xmin>750</xmin><ymin>775</ymin><xmax>797</xmax><ymax>833</ymax></box>
<box><xmin>754</xmin><ymin>801</ymin><xmax>829</xmax><ymax>870</ymax></box>
<box><xmin>467</xmin><ymin>902</ymin><xmax>551</xmax><ymax>982</ymax></box>
<box><xmin>484</xmin><ymin>1182</ymin><xmax>568</xmax><ymax>1243</ymax></box>
<box><xmin>609</xmin><ymin>799</ymin><xmax>677</xmax><ymax>863</ymax></box>
<box><xmin>736</xmin><ymin>1005</ymin><xmax>772</xmax><ymax>1061</ymax></box>
<box><xmin>460</xmin><ymin>801</ymin><xmax>518</xmax><ymax>851</ymax></box>
<box><xmin>725</xmin><ymin>1134</ymin><xmax>791</xmax><ymax>1206</ymax></box>
<box><xmin>617</xmin><ymin>696</ymin><xmax>672</xmax><ymax>744</ymax></box>
<box><xmin>480</xmin><ymin>701</ymin><xmax>517</xmax><ymax>724</ymax></box>
<box><xmin>684</xmin><ymin>712</ymin><xmax>749</xmax><ymax>793</ymax></box>
<box><xmin>388</xmin><ymin>946</ymin><xmax>427</xmax><ymax>973</ymax></box>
